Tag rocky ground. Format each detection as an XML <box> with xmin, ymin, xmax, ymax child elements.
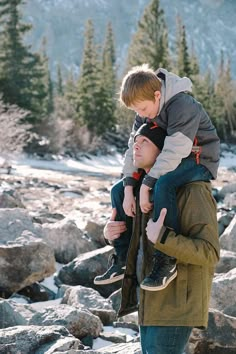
<box><xmin>0</xmin><ymin>147</ymin><xmax>236</xmax><ymax>353</ymax></box>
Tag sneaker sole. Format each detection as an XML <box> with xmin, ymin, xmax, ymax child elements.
<box><xmin>93</xmin><ymin>273</ymin><xmax>124</xmax><ymax>285</ymax></box>
<box><xmin>140</xmin><ymin>270</ymin><xmax>177</xmax><ymax>291</ymax></box>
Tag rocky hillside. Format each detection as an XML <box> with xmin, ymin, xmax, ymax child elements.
<box><xmin>23</xmin><ymin>0</ymin><xmax>236</xmax><ymax>78</ymax></box>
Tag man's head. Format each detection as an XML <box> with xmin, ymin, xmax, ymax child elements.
<box><xmin>133</xmin><ymin>122</ymin><xmax>166</xmax><ymax>171</ymax></box>
<box><xmin>119</xmin><ymin>64</ymin><xmax>162</xmax><ymax>119</ymax></box>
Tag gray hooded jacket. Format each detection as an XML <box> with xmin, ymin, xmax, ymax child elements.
<box><xmin>122</xmin><ymin>68</ymin><xmax>220</xmax><ymax>187</ymax></box>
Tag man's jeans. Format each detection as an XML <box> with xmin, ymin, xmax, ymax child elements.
<box><xmin>111</xmin><ymin>159</ymin><xmax>212</xmax><ymax>259</ymax></box>
<box><xmin>140</xmin><ymin>325</ymin><xmax>192</xmax><ymax>354</ymax></box>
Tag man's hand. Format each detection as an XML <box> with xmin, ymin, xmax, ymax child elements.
<box><xmin>140</xmin><ymin>184</ymin><xmax>153</xmax><ymax>213</ymax></box>
<box><xmin>146</xmin><ymin>208</ymin><xmax>167</xmax><ymax>244</ymax></box>
<box><xmin>123</xmin><ymin>186</ymin><xmax>136</xmax><ymax>217</ymax></box>
<box><xmin>104</xmin><ymin>208</ymin><xmax>127</xmax><ymax>241</ymax></box>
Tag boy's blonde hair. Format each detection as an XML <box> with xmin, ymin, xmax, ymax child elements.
<box><xmin>119</xmin><ymin>64</ymin><xmax>162</xmax><ymax>107</ymax></box>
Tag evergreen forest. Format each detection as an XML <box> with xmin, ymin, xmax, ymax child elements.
<box><xmin>0</xmin><ymin>0</ymin><xmax>235</xmax><ymax>156</ymax></box>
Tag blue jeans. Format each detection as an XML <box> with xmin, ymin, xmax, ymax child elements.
<box><xmin>140</xmin><ymin>325</ymin><xmax>192</xmax><ymax>354</ymax></box>
<box><xmin>111</xmin><ymin>159</ymin><xmax>212</xmax><ymax>259</ymax></box>
<box><xmin>152</xmin><ymin>158</ymin><xmax>212</xmax><ymax>232</ymax></box>
<box><xmin>111</xmin><ymin>178</ymin><xmax>134</xmax><ymax>261</ymax></box>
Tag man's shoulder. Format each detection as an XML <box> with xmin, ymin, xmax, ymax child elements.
<box><xmin>177</xmin><ymin>181</ymin><xmax>212</xmax><ymax>197</ymax></box>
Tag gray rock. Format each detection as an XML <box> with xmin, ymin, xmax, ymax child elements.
<box><xmin>57</xmin><ymin>246</ymin><xmax>122</xmax><ymax>298</ymax></box>
<box><xmin>185</xmin><ymin>309</ymin><xmax>236</xmax><ymax>354</ymax></box>
<box><xmin>62</xmin><ymin>285</ymin><xmax>116</xmax><ymax>325</ymax></box>
<box><xmin>62</xmin><ymin>285</ymin><xmax>113</xmax><ymax>310</ymax></box>
<box><xmin>0</xmin><ymin>208</ymin><xmax>42</xmax><ymax>243</ymax></box>
<box><xmin>0</xmin><ymin>325</ymin><xmax>83</xmax><ymax>354</ymax></box>
<box><xmin>42</xmin><ymin>218</ymin><xmax>96</xmax><ymax>263</ymax></box>
<box><xmin>0</xmin><ymin>231</ymin><xmax>55</xmax><ymax>293</ymax></box>
<box><xmin>215</xmin><ymin>249</ymin><xmax>236</xmax><ymax>273</ymax></box>
<box><xmin>0</xmin><ymin>300</ymin><xmax>27</xmax><ymax>328</ymax></box>
<box><xmin>210</xmin><ymin>268</ymin><xmax>236</xmax><ymax>316</ymax></box>
<box><xmin>29</xmin><ymin>304</ymin><xmax>103</xmax><ymax>339</ymax></box>
<box><xmin>217</xmin><ymin>210</ymin><xmax>234</xmax><ymax>236</ymax></box>
<box><xmin>224</xmin><ymin>192</ymin><xmax>236</xmax><ymax>209</ymax></box>
<box><xmin>220</xmin><ymin>214</ymin><xmax>236</xmax><ymax>252</ymax></box>
<box><xmin>219</xmin><ymin>183</ymin><xmax>236</xmax><ymax>199</ymax></box>
<box><xmin>0</xmin><ymin>190</ymin><xmax>25</xmax><ymax>208</ymax></box>
<box><xmin>84</xmin><ymin>221</ymin><xmax>106</xmax><ymax>247</ymax></box>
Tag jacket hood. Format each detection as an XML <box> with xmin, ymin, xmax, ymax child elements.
<box><xmin>156</xmin><ymin>68</ymin><xmax>192</xmax><ymax>113</ymax></box>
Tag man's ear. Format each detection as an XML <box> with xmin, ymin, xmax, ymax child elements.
<box><xmin>154</xmin><ymin>90</ymin><xmax>161</xmax><ymax>100</ymax></box>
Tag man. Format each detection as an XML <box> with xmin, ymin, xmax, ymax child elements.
<box><xmin>103</xmin><ymin>123</ymin><xmax>220</xmax><ymax>354</ymax></box>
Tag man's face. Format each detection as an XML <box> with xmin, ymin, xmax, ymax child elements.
<box><xmin>133</xmin><ymin>135</ymin><xmax>160</xmax><ymax>170</ymax></box>
<box><xmin>130</xmin><ymin>90</ymin><xmax>161</xmax><ymax>119</ymax></box>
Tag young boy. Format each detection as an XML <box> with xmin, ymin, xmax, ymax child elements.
<box><xmin>94</xmin><ymin>64</ymin><xmax>220</xmax><ymax>291</ymax></box>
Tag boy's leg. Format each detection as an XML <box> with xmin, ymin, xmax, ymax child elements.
<box><xmin>94</xmin><ymin>179</ymin><xmax>133</xmax><ymax>285</ymax></box>
<box><xmin>141</xmin><ymin>159</ymin><xmax>212</xmax><ymax>291</ymax></box>
<box><xmin>153</xmin><ymin>158</ymin><xmax>212</xmax><ymax>230</ymax></box>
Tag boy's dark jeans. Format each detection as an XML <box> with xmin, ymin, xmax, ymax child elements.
<box><xmin>111</xmin><ymin>158</ymin><xmax>212</xmax><ymax>261</ymax></box>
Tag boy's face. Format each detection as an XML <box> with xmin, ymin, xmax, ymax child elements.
<box><xmin>130</xmin><ymin>90</ymin><xmax>161</xmax><ymax>119</ymax></box>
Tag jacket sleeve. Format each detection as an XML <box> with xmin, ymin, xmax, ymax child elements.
<box><xmin>154</xmin><ymin>182</ymin><xmax>220</xmax><ymax>266</ymax></box>
<box><xmin>122</xmin><ymin>114</ymin><xmax>146</xmax><ymax>186</ymax></box>
<box><xmin>143</xmin><ymin>94</ymin><xmax>201</xmax><ymax>185</ymax></box>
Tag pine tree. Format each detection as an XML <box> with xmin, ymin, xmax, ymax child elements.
<box><xmin>39</xmin><ymin>37</ymin><xmax>54</xmax><ymax>116</ymax></box>
<box><xmin>215</xmin><ymin>53</ymin><xmax>236</xmax><ymax>139</ymax></box>
<box><xmin>65</xmin><ymin>70</ymin><xmax>77</xmax><ymax>104</ymax></box>
<box><xmin>76</xmin><ymin>19</ymin><xmax>102</xmax><ymax>134</ymax></box>
<box><xmin>126</xmin><ymin>0</ymin><xmax>170</xmax><ymax>71</ymax></box>
<box><xmin>77</xmin><ymin>19</ymin><xmax>117</xmax><ymax>136</ymax></box>
<box><xmin>0</xmin><ymin>0</ymin><xmax>48</xmax><ymax>123</ymax></box>
<box><xmin>100</xmin><ymin>22</ymin><xmax>117</xmax><ymax>131</ymax></box>
<box><xmin>56</xmin><ymin>63</ymin><xmax>64</xmax><ymax>96</ymax></box>
<box><xmin>189</xmin><ymin>41</ymin><xmax>200</xmax><ymax>77</ymax></box>
<box><xmin>175</xmin><ymin>17</ymin><xmax>191</xmax><ymax>77</ymax></box>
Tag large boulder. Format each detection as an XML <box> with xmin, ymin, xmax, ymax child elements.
<box><xmin>215</xmin><ymin>249</ymin><xmax>236</xmax><ymax>273</ymax></box>
<box><xmin>0</xmin><ymin>208</ymin><xmax>42</xmax><ymax>243</ymax></box>
<box><xmin>29</xmin><ymin>304</ymin><xmax>103</xmax><ymax>339</ymax></box>
<box><xmin>220</xmin><ymin>214</ymin><xmax>236</xmax><ymax>252</ymax></box>
<box><xmin>0</xmin><ymin>325</ymin><xmax>84</xmax><ymax>354</ymax></box>
<box><xmin>42</xmin><ymin>219</ymin><xmax>96</xmax><ymax>263</ymax></box>
<box><xmin>57</xmin><ymin>245</ymin><xmax>122</xmax><ymax>298</ymax></box>
<box><xmin>210</xmin><ymin>268</ymin><xmax>236</xmax><ymax>316</ymax></box>
<box><xmin>0</xmin><ymin>231</ymin><xmax>55</xmax><ymax>293</ymax></box>
<box><xmin>185</xmin><ymin>309</ymin><xmax>236</xmax><ymax>354</ymax></box>
<box><xmin>61</xmin><ymin>285</ymin><xmax>116</xmax><ymax>325</ymax></box>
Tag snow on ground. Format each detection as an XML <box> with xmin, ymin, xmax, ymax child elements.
<box><xmin>7</xmin><ymin>147</ymin><xmax>236</xmax><ymax>179</ymax></box>
<box><xmin>11</xmin><ymin>153</ymin><xmax>124</xmax><ymax>178</ymax></box>
<box><xmin>219</xmin><ymin>150</ymin><xmax>236</xmax><ymax>168</ymax></box>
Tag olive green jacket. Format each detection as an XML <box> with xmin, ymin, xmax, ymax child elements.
<box><xmin>118</xmin><ymin>182</ymin><xmax>220</xmax><ymax>329</ymax></box>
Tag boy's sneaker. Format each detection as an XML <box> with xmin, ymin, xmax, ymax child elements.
<box><xmin>140</xmin><ymin>253</ymin><xmax>177</xmax><ymax>291</ymax></box>
<box><xmin>94</xmin><ymin>254</ymin><xmax>126</xmax><ymax>285</ymax></box>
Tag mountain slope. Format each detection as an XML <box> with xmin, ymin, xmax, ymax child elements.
<box><xmin>23</xmin><ymin>0</ymin><xmax>236</xmax><ymax>78</ymax></box>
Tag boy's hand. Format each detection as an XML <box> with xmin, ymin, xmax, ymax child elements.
<box><xmin>146</xmin><ymin>208</ymin><xmax>167</xmax><ymax>244</ymax></box>
<box><xmin>123</xmin><ymin>186</ymin><xmax>136</xmax><ymax>217</ymax></box>
<box><xmin>104</xmin><ymin>208</ymin><xmax>127</xmax><ymax>241</ymax></box>
<box><xmin>140</xmin><ymin>184</ymin><xmax>153</xmax><ymax>213</ymax></box>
